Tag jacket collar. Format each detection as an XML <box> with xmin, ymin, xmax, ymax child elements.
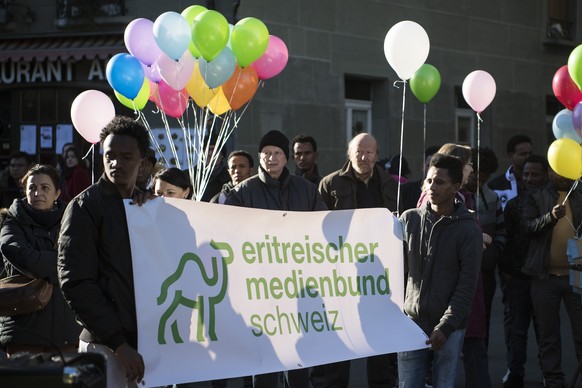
<box><xmin>258</xmin><ymin>166</ymin><xmax>290</xmax><ymax>188</ymax></box>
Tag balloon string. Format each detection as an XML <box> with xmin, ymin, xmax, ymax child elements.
<box><xmin>394</xmin><ymin>79</ymin><xmax>407</xmax><ymax>217</ymax></box>
<box><xmin>563</xmin><ymin>179</ymin><xmax>580</xmax><ymax>205</ymax></box>
<box><xmin>423</xmin><ymin>104</ymin><xmax>427</xmax><ymax>179</ymax></box>
<box><xmin>476</xmin><ymin>112</ymin><xmax>482</xmax><ymax>219</ymax></box>
<box><xmin>81</xmin><ymin>144</ymin><xmax>95</xmax><ymax>184</ymax></box>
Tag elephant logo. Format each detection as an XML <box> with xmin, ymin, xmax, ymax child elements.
<box><xmin>157</xmin><ymin>240</ymin><xmax>234</xmax><ymax>344</ymax></box>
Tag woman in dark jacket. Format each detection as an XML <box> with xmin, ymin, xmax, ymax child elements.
<box><xmin>0</xmin><ymin>165</ymin><xmax>80</xmax><ymax>355</ymax></box>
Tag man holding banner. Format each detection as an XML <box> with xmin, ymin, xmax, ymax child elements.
<box><xmin>225</xmin><ymin>129</ymin><xmax>327</xmax><ymax>388</ymax></box>
<box><xmin>398</xmin><ymin>154</ymin><xmax>482</xmax><ymax>387</ymax></box>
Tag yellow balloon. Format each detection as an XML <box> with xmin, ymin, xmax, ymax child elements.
<box><xmin>547</xmin><ymin>138</ymin><xmax>582</xmax><ymax>180</ymax></box>
<box><xmin>186</xmin><ymin>62</ymin><xmax>218</xmax><ymax>107</ymax></box>
<box><xmin>115</xmin><ymin>78</ymin><xmax>150</xmax><ymax>111</ymax></box>
<box><xmin>207</xmin><ymin>88</ymin><xmax>231</xmax><ymax>115</ymax></box>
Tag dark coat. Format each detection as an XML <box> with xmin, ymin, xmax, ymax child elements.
<box><xmin>0</xmin><ymin>198</ymin><xmax>80</xmax><ymax>348</ymax></box>
<box><xmin>318</xmin><ymin>161</ymin><xmax>398</xmax><ymax>211</ymax></box>
<box><xmin>225</xmin><ymin>166</ymin><xmax>327</xmax><ymax>211</ymax></box>
<box><xmin>58</xmin><ymin>175</ymin><xmax>138</xmax><ymax>350</ymax></box>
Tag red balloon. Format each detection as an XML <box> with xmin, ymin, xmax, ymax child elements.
<box><xmin>155</xmin><ymin>80</ymin><xmax>188</xmax><ymax>118</ymax></box>
<box><xmin>552</xmin><ymin>65</ymin><xmax>582</xmax><ymax>110</ymax></box>
<box><xmin>222</xmin><ymin>65</ymin><xmax>259</xmax><ymax>110</ymax></box>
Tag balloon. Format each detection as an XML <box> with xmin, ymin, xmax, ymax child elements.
<box><xmin>158</xmin><ymin>51</ymin><xmax>196</xmax><ymax>91</ymax></box>
<box><xmin>106</xmin><ymin>53</ymin><xmax>144</xmax><ymax>100</ymax></box>
<box><xmin>383</xmin><ymin>21</ymin><xmax>430</xmax><ymax>80</ymax></box>
<box><xmin>222</xmin><ymin>65</ymin><xmax>259</xmax><ymax>110</ymax></box>
<box><xmin>186</xmin><ymin>62</ymin><xmax>218</xmax><ymax>107</ymax></box>
<box><xmin>198</xmin><ymin>47</ymin><xmax>236</xmax><ymax>88</ymax></box>
<box><xmin>250</xmin><ymin>35</ymin><xmax>288</xmax><ymax>80</ymax></box>
<box><xmin>207</xmin><ymin>88</ymin><xmax>231</xmax><ymax>115</ymax></box>
<box><xmin>153</xmin><ymin>12</ymin><xmax>191</xmax><ymax>60</ymax></box>
<box><xmin>142</xmin><ymin>62</ymin><xmax>162</xmax><ymax>83</ymax></box>
<box><xmin>124</xmin><ymin>18</ymin><xmax>162</xmax><ymax>66</ymax></box>
<box><xmin>552</xmin><ymin>109</ymin><xmax>582</xmax><ymax>142</ymax></box>
<box><xmin>462</xmin><ymin>70</ymin><xmax>496</xmax><ymax>113</ymax></box>
<box><xmin>71</xmin><ymin>90</ymin><xmax>115</xmax><ymax>144</ymax></box>
<box><xmin>573</xmin><ymin>102</ymin><xmax>582</xmax><ymax>139</ymax></box>
<box><xmin>148</xmin><ymin>80</ymin><xmax>158</xmax><ymax>103</ymax></box>
<box><xmin>231</xmin><ymin>17</ymin><xmax>269</xmax><ymax>68</ymax></box>
<box><xmin>409</xmin><ymin>63</ymin><xmax>441</xmax><ymax>103</ymax></box>
<box><xmin>568</xmin><ymin>45</ymin><xmax>582</xmax><ymax>90</ymax></box>
<box><xmin>181</xmin><ymin>5</ymin><xmax>207</xmax><ymax>58</ymax></box>
<box><xmin>191</xmin><ymin>10</ymin><xmax>230</xmax><ymax>62</ymax></box>
<box><xmin>115</xmin><ymin>78</ymin><xmax>150</xmax><ymax>111</ymax></box>
<box><xmin>155</xmin><ymin>80</ymin><xmax>188</xmax><ymax>118</ymax></box>
<box><xmin>552</xmin><ymin>65</ymin><xmax>582</xmax><ymax>110</ymax></box>
<box><xmin>547</xmin><ymin>138</ymin><xmax>582</xmax><ymax>180</ymax></box>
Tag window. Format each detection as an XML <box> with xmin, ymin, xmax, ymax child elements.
<box><xmin>545</xmin><ymin>0</ymin><xmax>576</xmax><ymax>41</ymax></box>
<box><xmin>455</xmin><ymin>86</ymin><xmax>475</xmax><ymax>146</ymax></box>
<box><xmin>345</xmin><ymin>77</ymin><xmax>373</xmax><ymax>145</ymax></box>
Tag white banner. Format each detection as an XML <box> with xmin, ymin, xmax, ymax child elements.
<box><xmin>125</xmin><ymin>198</ymin><xmax>427</xmax><ymax>387</ymax></box>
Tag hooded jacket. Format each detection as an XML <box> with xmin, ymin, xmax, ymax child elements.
<box><xmin>225</xmin><ymin>166</ymin><xmax>327</xmax><ymax>211</ymax></box>
<box><xmin>58</xmin><ymin>175</ymin><xmax>138</xmax><ymax>350</ymax></box>
<box><xmin>399</xmin><ymin>201</ymin><xmax>482</xmax><ymax>338</ymax></box>
<box><xmin>0</xmin><ymin>198</ymin><xmax>80</xmax><ymax>348</ymax></box>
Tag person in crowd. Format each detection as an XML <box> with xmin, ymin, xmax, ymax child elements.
<box><xmin>398</xmin><ymin>145</ymin><xmax>441</xmax><ymax>214</ymax></box>
<box><xmin>487</xmin><ymin>134</ymin><xmax>532</xmax><ymax>383</ymax></box>
<box><xmin>315</xmin><ymin>132</ymin><xmax>399</xmax><ymax>388</ymax></box>
<box><xmin>0</xmin><ymin>152</ymin><xmax>32</xmax><ymax>208</ymax></box>
<box><xmin>225</xmin><ymin>130</ymin><xmax>326</xmax><ymax>388</ymax></box>
<box><xmin>154</xmin><ymin>167</ymin><xmax>193</xmax><ymax>199</ymax></box>
<box><xmin>382</xmin><ymin>154</ymin><xmax>411</xmax><ymax>183</ymax></box>
<box><xmin>488</xmin><ymin>135</ymin><xmax>532</xmax><ymax>210</ymax></box>
<box><xmin>465</xmin><ymin>147</ymin><xmax>506</xmax><ymax>344</ymax></box>
<box><xmin>56</xmin><ymin>143</ymin><xmax>74</xmax><ymax>176</ymax></box>
<box><xmin>0</xmin><ymin>165</ymin><xmax>80</xmax><ymax>355</ymax></box>
<box><xmin>398</xmin><ymin>153</ymin><xmax>482</xmax><ymax>387</ymax></box>
<box><xmin>136</xmin><ymin>148</ymin><xmax>157</xmax><ymax>192</ymax></box>
<box><xmin>196</xmin><ymin>132</ymin><xmax>231</xmax><ymax>202</ymax></box>
<box><xmin>521</xmin><ymin>166</ymin><xmax>582</xmax><ymax>388</ymax></box>
<box><xmin>58</xmin><ymin>116</ymin><xmax>151</xmax><ymax>387</ymax></box>
<box><xmin>502</xmin><ymin>155</ymin><xmax>549</xmax><ymax>388</ymax></box>
<box><xmin>60</xmin><ymin>146</ymin><xmax>91</xmax><ymax>203</ymax></box>
<box><xmin>211</xmin><ymin>150</ymin><xmax>254</xmax><ymax>204</ymax></box>
<box><xmin>291</xmin><ymin>134</ymin><xmax>322</xmax><ymax>185</ymax></box>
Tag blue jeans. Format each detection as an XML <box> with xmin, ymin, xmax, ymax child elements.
<box><xmin>397</xmin><ymin>329</ymin><xmax>465</xmax><ymax>388</ymax></box>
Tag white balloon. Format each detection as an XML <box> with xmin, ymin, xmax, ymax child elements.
<box><xmin>384</xmin><ymin>21</ymin><xmax>430</xmax><ymax>80</ymax></box>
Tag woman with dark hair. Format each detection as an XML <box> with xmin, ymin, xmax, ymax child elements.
<box><xmin>154</xmin><ymin>167</ymin><xmax>193</xmax><ymax>199</ymax></box>
<box><xmin>60</xmin><ymin>146</ymin><xmax>91</xmax><ymax>203</ymax></box>
<box><xmin>0</xmin><ymin>165</ymin><xmax>80</xmax><ymax>355</ymax></box>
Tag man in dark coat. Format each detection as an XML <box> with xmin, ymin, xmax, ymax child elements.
<box><xmin>58</xmin><ymin>116</ymin><xmax>151</xmax><ymax>387</ymax></box>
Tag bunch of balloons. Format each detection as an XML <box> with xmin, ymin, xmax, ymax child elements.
<box><xmin>546</xmin><ymin>47</ymin><xmax>582</xmax><ymax>181</ymax></box>
<box><xmin>70</xmin><ymin>6</ymin><xmax>289</xmax><ymax>200</ymax></box>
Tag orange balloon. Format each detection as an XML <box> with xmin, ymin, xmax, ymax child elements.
<box><xmin>186</xmin><ymin>62</ymin><xmax>218</xmax><ymax>107</ymax></box>
<box><xmin>222</xmin><ymin>65</ymin><xmax>259</xmax><ymax>110</ymax></box>
<box><xmin>207</xmin><ymin>88</ymin><xmax>231</xmax><ymax>115</ymax></box>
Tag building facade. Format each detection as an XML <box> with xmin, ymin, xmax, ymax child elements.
<box><xmin>0</xmin><ymin>0</ymin><xmax>577</xmax><ymax>178</ymax></box>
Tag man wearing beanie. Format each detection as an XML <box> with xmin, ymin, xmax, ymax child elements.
<box><xmin>225</xmin><ymin>129</ymin><xmax>327</xmax><ymax>388</ymax></box>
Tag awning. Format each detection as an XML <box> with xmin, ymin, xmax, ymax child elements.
<box><xmin>0</xmin><ymin>34</ymin><xmax>125</xmax><ymax>62</ymax></box>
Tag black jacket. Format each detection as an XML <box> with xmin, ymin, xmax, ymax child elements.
<box><xmin>0</xmin><ymin>198</ymin><xmax>80</xmax><ymax>348</ymax></box>
<box><xmin>58</xmin><ymin>175</ymin><xmax>138</xmax><ymax>350</ymax></box>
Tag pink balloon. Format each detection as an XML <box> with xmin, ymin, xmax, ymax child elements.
<box><xmin>251</xmin><ymin>35</ymin><xmax>288</xmax><ymax>80</ymax></box>
<box><xmin>158</xmin><ymin>51</ymin><xmax>196</xmax><ymax>91</ymax></box>
<box><xmin>462</xmin><ymin>70</ymin><xmax>496</xmax><ymax>113</ymax></box>
<box><xmin>71</xmin><ymin>90</ymin><xmax>115</xmax><ymax>144</ymax></box>
<box><xmin>124</xmin><ymin>18</ymin><xmax>163</xmax><ymax>66</ymax></box>
<box><xmin>155</xmin><ymin>80</ymin><xmax>188</xmax><ymax>118</ymax></box>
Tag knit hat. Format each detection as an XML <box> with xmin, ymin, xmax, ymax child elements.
<box><xmin>259</xmin><ymin>130</ymin><xmax>289</xmax><ymax>160</ymax></box>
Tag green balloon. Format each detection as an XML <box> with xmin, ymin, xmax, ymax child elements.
<box><xmin>231</xmin><ymin>17</ymin><xmax>269</xmax><ymax>68</ymax></box>
<box><xmin>568</xmin><ymin>45</ymin><xmax>582</xmax><ymax>90</ymax></box>
<box><xmin>115</xmin><ymin>79</ymin><xmax>149</xmax><ymax>111</ymax></box>
<box><xmin>409</xmin><ymin>64</ymin><xmax>441</xmax><ymax>103</ymax></box>
<box><xmin>181</xmin><ymin>4</ymin><xmax>207</xmax><ymax>58</ymax></box>
<box><xmin>191</xmin><ymin>10</ymin><xmax>230</xmax><ymax>62</ymax></box>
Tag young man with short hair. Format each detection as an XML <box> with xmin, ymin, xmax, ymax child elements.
<box><xmin>211</xmin><ymin>150</ymin><xmax>255</xmax><ymax>204</ymax></box>
<box><xmin>58</xmin><ymin>115</ymin><xmax>151</xmax><ymax>387</ymax></box>
<box><xmin>398</xmin><ymin>153</ymin><xmax>482</xmax><ymax>387</ymax></box>
<box><xmin>291</xmin><ymin>134</ymin><xmax>322</xmax><ymax>185</ymax></box>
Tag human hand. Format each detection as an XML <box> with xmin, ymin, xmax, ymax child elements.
<box><xmin>426</xmin><ymin>329</ymin><xmax>447</xmax><ymax>351</ymax></box>
<box><xmin>551</xmin><ymin>204</ymin><xmax>566</xmax><ymax>222</ymax></box>
<box><xmin>115</xmin><ymin>343</ymin><xmax>145</xmax><ymax>383</ymax></box>
<box><xmin>482</xmin><ymin>233</ymin><xmax>492</xmax><ymax>251</ymax></box>
<box><xmin>131</xmin><ymin>189</ymin><xmax>156</xmax><ymax>206</ymax></box>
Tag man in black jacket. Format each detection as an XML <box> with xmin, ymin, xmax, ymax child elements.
<box><xmin>58</xmin><ymin>116</ymin><xmax>151</xmax><ymax>387</ymax></box>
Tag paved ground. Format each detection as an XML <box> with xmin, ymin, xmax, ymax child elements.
<box><xmin>188</xmin><ymin>278</ymin><xmax>582</xmax><ymax>387</ymax></box>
